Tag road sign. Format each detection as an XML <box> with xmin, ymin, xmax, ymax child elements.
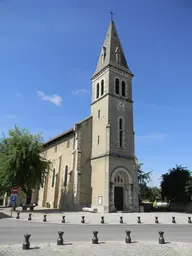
<box><xmin>11</xmin><ymin>187</ymin><xmax>19</xmax><ymax>194</ymax></box>
<box><xmin>11</xmin><ymin>195</ymin><xmax>17</xmax><ymax>203</ymax></box>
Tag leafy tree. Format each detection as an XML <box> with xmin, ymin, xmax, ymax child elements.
<box><xmin>137</xmin><ymin>163</ymin><xmax>152</xmax><ymax>185</ymax></box>
<box><xmin>185</xmin><ymin>177</ymin><xmax>192</xmax><ymax>199</ymax></box>
<box><xmin>0</xmin><ymin>126</ymin><xmax>52</xmax><ymax>201</ymax></box>
<box><xmin>161</xmin><ymin>165</ymin><xmax>191</xmax><ymax>202</ymax></box>
<box><xmin>136</xmin><ymin>163</ymin><xmax>152</xmax><ymax>202</ymax></box>
<box><xmin>146</xmin><ymin>186</ymin><xmax>162</xmax><ymax>202</ymax></box>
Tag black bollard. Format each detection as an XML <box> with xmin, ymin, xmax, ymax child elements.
<box><xmin>101</xmin><ymin>216</ymin><xmax>104</xmax><ymax>224</ymax></box>
<box><xmin>16</xmin><ymin>212</ymin><xmax>20</xmax><ymax>219</ymax></box>
<box><xmin>22</xmin><ymin>234</ymin><xmax>31</xmax><ymax>250</ymax></box>
<box><xmin>137</xmin><ymin>216</ymin><xmax>141</xmax><ymax>224</ymax></box>
<box><xmin>43</xmin><ymin>215</ymin><xmax>47</xmax><ymax>222</ymax></box>
<box><xmin>172</xmin><ymin>216</ymin><xmax>176</xmax><ymax>224</ymax></box>
<box><xmin>92</xmin><ymin>231</ymin><xmax>99</xmax><ymax>244</ymax></box>
<box><xmin>158</xmin><ymin>231</ymin><xmax>165</xmax><ymax>244</ymax></box>
<box><xmin>155</xmin><ymin>216</ymin><xmax>159</xmax><ymax>224</ymax></box>
<box><xmin>81</xmin><ymin>216</ymin><xmax>85</xmax><ymax>224</ymax></box>
<box><xmin>57</xmin><ymin>231</ymin><xmax>64</xmax><ymax>245</ymax></box>
<box><xmin>61</xmin><ymin>216</ymin><xmax>65</xmax><ymax>224</ymax></box>
<box><xmin>120</xmin><ymin>216</ymin><xmax>123</xmax><ymax>224</ymax></box>
<box><xmin>188</xmin><ymin>217</ymin><xmax>192</xmax><ymax>224</ymax></box>
<box><xmin>125</xmin><ymin>230</ymin><xmax>131</xmax><ymax>243</ymax></box>
<box><xmin>28</xmin><ymin>214</ymin><xmax>32</xmax><ymax>221</ymax></box>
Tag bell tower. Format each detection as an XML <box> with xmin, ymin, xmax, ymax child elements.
<box><xmin>90</xmin><ymin>19</ymin><xmax>139</xmax><ymax>213</ymax></box>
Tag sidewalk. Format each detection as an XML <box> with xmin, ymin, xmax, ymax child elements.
<box><xmin>4</xmin><ymin>208</ymin><xmax>192</xmax><ymax>225</ymax></box>
<box><xmin>0</xmin><ymin>241</ymin><xmax>192</xmax><ymax>256</ymax></box>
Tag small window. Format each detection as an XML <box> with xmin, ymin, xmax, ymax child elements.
<box><xmin>101</xmin><ymin>47</ymin><xmax>106</xmax><ymax>64</ymax></box>
<box><xmin>52</xmin><ymin>168</ymin><xmax>55</xmax><ymax>188</ymax></box>
<box><xmin>101</xmin><ymin>80</ymin><xmax>104</xmax><ymax>96</ymax></box>
<box><xmin>97</xmin><ymin>135</ymin><xmax>100</xmax><ymax>145</ymax></box>
<box><xmin>54</xmin><ymin>145</ymin><xmax>57</xmax><ymax>153</ymax></box>
<box><xmin>119</xmin><ymin>118</ymin><xmax>123</xmax><ymax>130</ymax></box>
<box><xmin>119</xmin><ymin>131</ymin><xmax>123</xmax><ymax>148</ymax></box>
<box><xmin>115</xmin><ymin>78</ymin><xmax>120</xmax><ymax>94</ymax></box>
<box><xmin>98</xmin><ymin>110</ymin><xmax>100</xmax><ymax>119</ymax></box>
<box><xmin>122</xmin><ymin>81</ymin><xmax>126</xmax><ymax>97</ymax></box>
<box><xmin>64</xmin><ymin>165</ymin><xmax>68</xmax><ymax>187</ymax></box>
<box><xmin>118</xmin><ymin>117</ymin><xmax>124</xmax><ymax>148</ymax></box>
<box><xmin>115</xmin><ymin>46</ymin><xmax>121</xmax><ymax>63</ymax></box>
<box><xmin>96</xmin><ymin>83</ymin><xmax>100</xmax><ymax>99</ymax></box>
<box><xmin>66</xmin><ymin>140</ymin><xmax>70</xmax><ymax>148</ymax></box>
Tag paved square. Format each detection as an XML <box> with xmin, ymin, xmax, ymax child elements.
<box><xmin>0</xmin><ymin>241</ymin><xmax>192</xmax><ymax>256</ymax></box>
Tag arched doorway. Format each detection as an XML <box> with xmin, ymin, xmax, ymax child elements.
<box><xmin>114</xmin><ymin>174</ymin><xmax>124</xmax><ymax>210</ymax></box>
<box><xmin>110</xmin><ymin>167</ymin><xmax>133</xmax><ymax>212</ymax></box>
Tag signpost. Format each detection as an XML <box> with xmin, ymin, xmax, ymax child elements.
<box><xmin>10</xmin><ymin>187</ymin><xmax>19</xmax><ymax>216</ymax></box>
<box><xmin>11</xmin><ymin>187</ymin><xmax>19</xmax><ymax>194</ymax></box>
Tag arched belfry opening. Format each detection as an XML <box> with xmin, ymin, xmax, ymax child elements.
<box><xmin>110</xmin><ymin>167</ymin><xmax>133</xmax><ymax>212</ymax></box>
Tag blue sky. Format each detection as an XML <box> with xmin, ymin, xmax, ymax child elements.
<box><xmin>0</xmin><ymin>0</ymin><xmax>192</xmax><ymax>187</ymax></box>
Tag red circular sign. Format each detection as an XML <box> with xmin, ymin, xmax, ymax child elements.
<box><xmin>11</xmin><ymin>187</ymin><xmax>19</xmax><ymax>193</ymax></box>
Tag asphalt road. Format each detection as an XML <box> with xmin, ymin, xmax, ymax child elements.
<box><xmin>0</xmin><ymin>219</ymin><xmax>192</xmax><ymax>244</ymax></box>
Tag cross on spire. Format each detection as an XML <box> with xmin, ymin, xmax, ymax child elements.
<box><xmin>110</xmin><ymin>11</ymin><xmax>114</xmax><ymax>21</ymax></box>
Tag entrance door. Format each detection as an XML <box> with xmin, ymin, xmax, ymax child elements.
<box><xmin>114</xmin><ymin>186</ymin><xmax>123</xmax><ymax>211</ymax></box>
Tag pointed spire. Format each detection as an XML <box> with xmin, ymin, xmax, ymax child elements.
<box><xmin>92</xmin><ymin>20</ymin><xmax>131</xmax><ymax>78</ymax></box>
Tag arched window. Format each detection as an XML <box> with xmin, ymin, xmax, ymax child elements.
<box><xmin>101</xmin><ymin>80</ymin><xmax>104</xmax><ymax>96</ymax></box>
<box><xmin>118</xmin><ymin>117</ymin><xmax>124</xmax><ymax>148</ymax></box>
<box><xmin>96</xmin><ymin>83</ymin><xmax>100</xmax><ymax>99</ymax></box>
<box><xmin>122</xmin><ymin>81</ymin><xmax>126</xmax><ymax>97</ymax></box>
<box><xmin>52</xmin><ymin>168</ymin><xmax>55</xmax><ymax>188</ymax></box>
<box><xmin>115</xmin><ymin>78</ymin><xmax>120</xmax><ymax>94</ymax></box>
<box><xmin>64</xmin><ymin>165</ymin><xmax>68</xmax><ymax>187</ymax></box>
<box><xmin>114</xmin><ymin>174</ymin><xmax>124</xmax><ymax>183</ymax></box>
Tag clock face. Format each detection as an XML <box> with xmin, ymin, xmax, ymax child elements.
<box><xmin>117</xmin><ymin>100</ymin><xmax>125</xmax><ymax>111</ymax></box>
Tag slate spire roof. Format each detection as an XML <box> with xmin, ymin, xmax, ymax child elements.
<box><xmin>92</xmin><ymin>20</ymin><xmax>132</xmax><ymax>77</ymax></box>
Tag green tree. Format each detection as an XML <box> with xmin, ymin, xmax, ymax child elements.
<box><xmin>185</xmin><ymin>177</ymin><xmax>192</xmax><ymax>199</ymax></box>
<box><xmin>137</xmin><ymin>163</ymin><xmax>152</xmax><ymax>185</ymax></box>
<box><xmin>161</xmin><ymin>165</ymin><xmax>191</xmax><ymax>202</ymax></box>
<box><xmin>0</xmin><ymin>126</ymin><xmax>52</xmax><ymax>201</ymax></box>
<box><xmin>137</xmin><ymin>163</ymin><xmax>152</xmax><ymax>201</ymax></box>
<box><xmin>146</xmin><ymin>187</ymin><xmax>162</xmax><ymax>202</ymax></box>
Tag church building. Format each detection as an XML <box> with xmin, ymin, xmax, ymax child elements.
<box><xmin>38</xmin><ymin>19</ymin><xmax>139</xmax><ymax>213</ymax></box>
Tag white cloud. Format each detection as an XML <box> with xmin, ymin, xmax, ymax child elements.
<box><xmin>136</xmin><ymin>132</ymin><xmax>167</xmax><ymax>140</ymax></box>
<box><xmin>72</xmin><ymin>89</ymin><xmax>89</xmax><ymax>95</ymax></box>
<box><xmin>7</xmin><ymin>115</ymin><xmax>17</xmax><ymax>119</ymax></box>
<box><xmin>37</xmin><ymin>90</ymin><xmax>62</xmax><ymax>106</ymax></box>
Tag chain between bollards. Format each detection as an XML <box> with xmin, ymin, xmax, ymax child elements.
<box><xmin>92</xmin><ymin>231</ymin><xmax>99</xmax><ymax>244</ymax></box>
<box><xmin>22</xmin><ymin>234</ymin><xmax>31</xmax><ymax>250</ymax></box>
<box><xmin>57</xmin><ymin>231</ymin><xmax>64</xmax><ymax>245</ymax></box>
